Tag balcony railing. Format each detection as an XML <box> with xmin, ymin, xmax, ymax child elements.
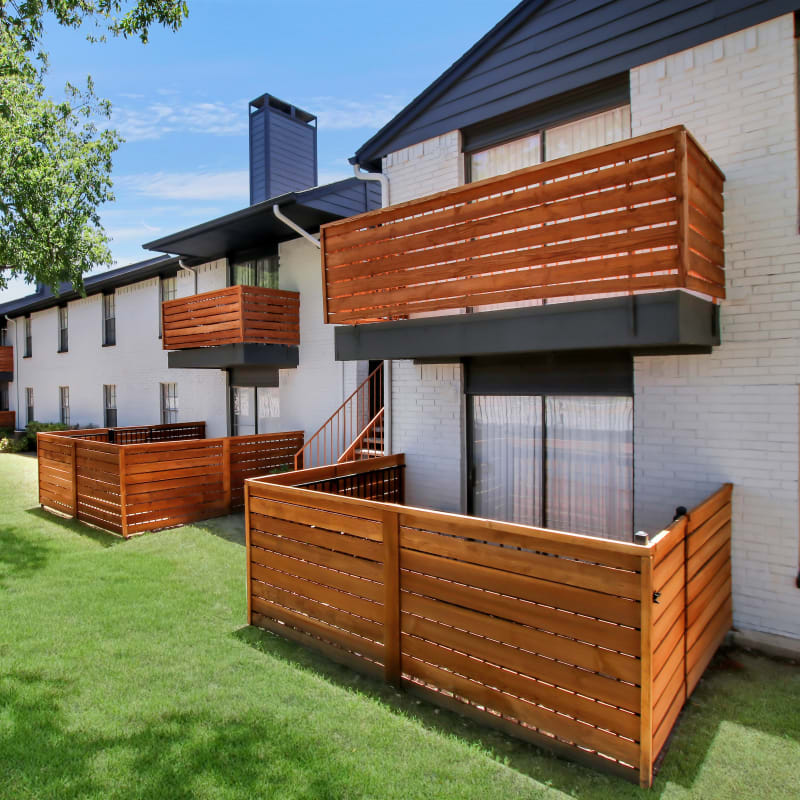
<box><xmin>320</xmin><ymin>126</ymin><xmax>725</xmax><ymax>325</ymax></box>
<box><xmin>0</xmin><ymin>345</ymin><xmax>13</xmax><ymax>376</ymax></box>
<box><xmin>162</xmin><ymin>285</ymin><xmax>300</xmax><ymax>350</ymax></box>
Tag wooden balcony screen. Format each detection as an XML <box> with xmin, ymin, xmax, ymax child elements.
<box><xmin>246</xmin><ymin>460</ymin><xmax>732</xmax><ymax>788</ymax></box>
<box><xmin>0</xmin><ymin>345</ymin><xmax>13</xmax><ymax>374</ymax></box>
<box><xmin>162</xmin><ymin>285</ymin><xmax>300</xmax><ymax>350</ymax></box>
<box><xmin>320</xmin><ymin>126</ymin><xmax>725</xmax><ymax>324</ymax></box>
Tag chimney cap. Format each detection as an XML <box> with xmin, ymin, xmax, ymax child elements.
<box><xmin>249</xmin><ymin>93</ymin><xmax>316</xmax><ymax>126</ymax></box>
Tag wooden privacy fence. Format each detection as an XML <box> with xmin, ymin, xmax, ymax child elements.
<box><xmin>38</xmin><ymin>425</ymin><xmax>303</xmax><ymax>537</ymax></box>
<box><xmin>0</xmin><ymin>345</ymin><xmax>12</xmax><ymax>374</ymax></box>
<box><xmin>161</xmin><ymin>285</ymin><xmax>300</xmax><ymax>350</ymax></box>
<box><xmin>320</xmin><ymin>125</ymin><xmax>725</xmax><ymax>323</ymax></box>
<box><xmin>245</xmin><ymin>457</ymin><xmax>732</xmax><ymax>788</ymax></box>
<box><xmin>45</xmin><ymin>421</ymin><xmax>206</xmax><ymax>444</ymax></box>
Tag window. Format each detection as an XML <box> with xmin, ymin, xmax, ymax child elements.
<box><xmin>0</xmin><ymin>382</ymin><xmax>8</xmax><ymax>411</ymax></box>
<box><xmin>231</xmin><ymin>386</ymin><xmax>280</xmax><ymax>435</ymax></box>
<box><xmin>102</xmin><ymin>293</ymin><xmax>116</xmax><ymax>346</ymax></box>
<box><xmin>24</xmin><ymin>316</ymin><xmax>31</xmax><ymax>357</ymax></box>
<box><xmin>231</xmin><ymin>255</ymin><xmax>279</xmax><ymax>289</ymax></box>
<box><xmin>0</xmin><ymin>326</ymin><xmax>6</xmax><ymax>346</ymax></box>
<box><xmin>103</xmin><ymin>384</ymin><xmax>117</xmax><ymax>428</ymax></box>
<box><xmin>59</xmin><ymin>386</ymin><xmax>70</xmax><ymax>426</ymax></box>
<box><xmin>58</xmin><ymin>306</ymin><xmax>68</xmax><ymax>352</ymax></box>
<box><xmin>26</xmin><ymin>387</ymin><xmax>34</xmax><ymax>425</ymax></box>
<box><xmin>160</xmin><ymin>275</ymin><xmax>177</xmax><ymax>338</ymax></box>
<box><xmin>469</xmin><ymin>394</ymin><xmax>632</xmax><ymax>539</ymax></box>
<box><xmin>467</xmin><ymin>105</ymin><xmax>631</xmax><ymax>182</ymax></box>
<box><xmin>160</xmin><ymin>382</ymin><xmax>178</xmax><ymax>424</ymax></box>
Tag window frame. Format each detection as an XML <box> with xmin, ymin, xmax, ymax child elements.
<box><xmin>25</xmin><ymin>387</ymin><xmax>34</xmax><ymax>425</ymax></box>
<box><xmin>102</xmin><ymin>293</ymin><xmax>116</xmax><ymax>347</ymax></box>
<box><xmin>159</xmin><ymin>274</ymin><xmax>177</xmax><ymax>339</ymax></box>
<box><xmin>59</xmin><ymin>386</ymin><xmax>70</xmax><ymax>427</ymax></box>
<box><xmin>160</xmin><ymin>382</ymin><xmax>178</xmax><ymax>424</ymax></box>
<box><xmin>103</xmin><ymin>384</ymin><xmax>117</xmax><ymax>428</ymax></box>
<box><xmin>57</xmin><ymin>305</ymin><xmax>68</xmax><ymax>353</ymax></box>
<box><xmin>23</xmin><ymin>315</ymin><xmax>32</xmax><ymax>358</ymax></box>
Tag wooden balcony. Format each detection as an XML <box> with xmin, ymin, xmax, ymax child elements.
<box><xmin>162</xmin><ymin>285</ymin><xmax>300</xmax><ymax>351</ymax></box>
<box><xmin>0</xmin><ymin>345</ymin><xmax>13</xmax><ymax>377</ymax></box>
<box><xmin>0</xmin><ymin>411</ymin><xmax>14</xmax><ymax>429</ymax></box>
<box><xmin>320</xmin><ymin>126</ymin><xmax>725</xmax><ymax>325</ymax></box>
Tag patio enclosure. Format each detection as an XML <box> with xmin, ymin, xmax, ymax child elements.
<box><xmin>245</xmin><ymin>456</ymin><xmax>732</xmax><ymax>787</ymax></box>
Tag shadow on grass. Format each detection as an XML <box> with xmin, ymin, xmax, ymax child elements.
<box><xmin>195</xmin><ymin>512</ymin><xmax>246</xmax><ymax>546</ymax></box>
<box><xmin>24</xmin><ymin>507</ymin><xmax>120</xmax><ymax>548</ymax></box>
<box><xmin>0</xmin><ymin>526</ymin><xmax>50</xmax><ymax>587</ymax></box>
<box><xmin>234</xmin><ymin>625</ymin><xmax>800</xmax><ymax>799</ymax></box>
<box><xmin>0</xmin><ymin>668</ymin><xmax>360</xmax><ymax>800</ymax></box>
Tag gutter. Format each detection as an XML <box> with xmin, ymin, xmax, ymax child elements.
<box><xmin>351</xmin><ymin>164</ymin><xmax>390</xmax><ymax>207</ymax></box>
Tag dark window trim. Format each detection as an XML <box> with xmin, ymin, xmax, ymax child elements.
<box><xmin>461</xmin><ymin>73</ymin><xmax>630</xmax><ymax>156</ymax></box>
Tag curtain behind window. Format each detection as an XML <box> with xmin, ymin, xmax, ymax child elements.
<box><xmin>471</xmin><ymin>395</ymin><xmax>542</xmax><ymax>526</ymax></box>
<box><xmin>232</xmin><ymin>256</ymin><xmax>279</xmax><ymax>289</ymax></box>
<box><xmin>545</xmin><ymin>396</ymin><xmax>632</xmax><ymax>539</ymax></box>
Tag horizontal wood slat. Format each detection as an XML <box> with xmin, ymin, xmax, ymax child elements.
<box><xmin>0</xmin><ymin>345</ymin><xmax>12</xmax><ymax>374</ymax></box>
<box><xmin>0</xmin><ymin>410</ymin><xmax>15</xmax><ymax>429</ymax></box>
<box><xmin>162</xmin><ymin>285</ymin><xmax>300</xmax><ymax>350</ymax></box>
<box><xmin>320</xmin><ymin>126</ymin><xmax>725</xmax><ymax>324</ymax></box>
<box><xmin>38</xmin><ymin>427</ymin><xmax>302</xmax><ymax>537</ymax></box>
<box><xmin>247</xmin><ymin>461</ymin><xmax>733</xmax><ymax>789</ymax></box>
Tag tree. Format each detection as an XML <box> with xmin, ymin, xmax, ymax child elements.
<box><xmin>0</xmin><ymin>1</ymin><xmax>189</xmax><ymax>292</ymax></box>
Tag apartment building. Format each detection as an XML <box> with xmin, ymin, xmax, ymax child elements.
<box><xmin>0</xmin><ymin>93</ymin><xmax>378</xmax><ymax>442</ymax></box>
<box><xmin>317</xmin><ymin>1</ymin><xmax>800</xmax><ymax>644</ymax></box>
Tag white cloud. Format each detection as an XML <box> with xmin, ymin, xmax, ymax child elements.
<box><xmin>112</xmin><ymin>99</ymin><xmax>247</xmax><ymax>142</ymax></box>
<box><xmin>104</xmin><ymin>222</ymin><xmax>162</xmax><ymax>242</ymax></box>
<box><xmin>309</xmin><ymin>95</ymin><xmax>407</xmax><ymax>130</ymax></box>
<box><xmin>117</xmin><ymin>170</ymin><xmax>249</xmax><ymax>201</ymax></box>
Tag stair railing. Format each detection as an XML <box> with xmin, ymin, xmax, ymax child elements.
<box><xmin>295</xmin><ymin>362</ymin><xmax>383</xmax><ymax>469</ymax></box>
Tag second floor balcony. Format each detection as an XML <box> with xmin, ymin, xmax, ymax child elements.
<box><xmin>322</xmin><ymin>126</ymin><xmax>725</xmax><ymax>361</ymax></box>
<box><xmin>162</xmin><ymin>285</ymin><xmax>300</xmax><ymax>371</ymax></box>
<box><xmin>0</xmin><ymin>345</ymin><xmax>13</xmax><ymax>379</ymax></box>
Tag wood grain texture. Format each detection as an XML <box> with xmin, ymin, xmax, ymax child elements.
<box><xmin>319</xmin><ymin>126</ymin><xmax>725</xmax><ymax>323</ymax></box>
<box><xmin>0</xmin><ymin>345</ymin><xmax>13</xmax><ymax>374</ymax></box>
<box><xmin>162</xmin><ymin>285</ymin><xmax>300</xmax><ymax>350</ymax></box>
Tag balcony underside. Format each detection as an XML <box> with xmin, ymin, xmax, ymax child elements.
<box><xmin>334</xmin><ymin>290</ymin><xmax>719</xmax><ymax>362</ymax></box>
<box><xmin>167</xmin><ymin>342</ymin><xmax>298</xmax><ymax>371</ymax></box>
<box><xmin>0</xmin><ymin>371</ymin><xmax>12</xmax><ymax>382</ymax></box>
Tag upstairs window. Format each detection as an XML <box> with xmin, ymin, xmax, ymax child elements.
<box><xmin>0</xmin><ymin>382</ymin><xmax>8</xmax><ymax>411</ymax></box>
<box><xmin>467</xmin><ymin>105</ymin><xmax>631</xmax><ymax>182</ymax></box>
<box><xmin>24</xmin><ymin>316</ymin><xmax>31</xmax><ymax>357</ymax></box>
<box><xmin>25</xmin><ymin>387</ymin><xmax>34</xmax><ymax>425</ymax></box>
<box><xmin>231</xmin><ymin>255</ymin><xmax>279</xmax><ymax>289</ymax></box>
<box><xmin>160</xmin><ymin>275</ymin><xmax>177</xmax><ymax>338</ymax></box>
<box><xmin>103</xmin><ymin>384</ymin><xmax>117</xmax><ymax>428</ymax></box>
<box><xmin>102</xmin><ymin>293</ymin><xmax>116</xmax><ymax>346</ymax></box>
<box><xmin>0</xmin><ymin>326</ymin><xmax>6</xmax><ymax>346</ymax></box>
<box><xmin>59</xmin><ymin>386</ymin><xmax>70</xmax><ymax>427</ymax></box>
<box><xmin>160</xmin><ymin>382</ymin><xmax>178</xmax><ymax>424</ymax></box>
<box><xmin>57</xmin><ymin>306</ymin><xmax>68</xmax><ymax>353</ymax></box>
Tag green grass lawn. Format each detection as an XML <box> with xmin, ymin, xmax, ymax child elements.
<box><xmin>1</xmin><ymin>452</ymin><xmax>798</xmax><ymax>800</ymax></box>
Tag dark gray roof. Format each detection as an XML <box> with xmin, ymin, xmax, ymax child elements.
<box><xmin>0</xmin><ymin>255</ymin><xmax>178</xmax><ymax>319</ymax></box>
<box><xmin>145</xmin><ymin>178</ymin><xmax>379</xmax><ymax>261</ymax></box>
<box><xmin>353</xmin><ymin>0</ymin><xmax>800</xmax><ymax>169</ymax></box>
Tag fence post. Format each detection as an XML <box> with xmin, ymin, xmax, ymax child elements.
<box><xmin>245</xmin><ymin>480</ymin><xmax>253</xmax><ymax>625</ymax></box>
<box><xmin>222</xmin><ymin>437</ymin><xmax>232</xmax><ymax>513</ymax></box>
<box><xmin>119</xmin><ymin>446</ymin><xmax>129</xmax><ymax>539</ymax></box>
<box><xmin>70</xmin><ymin>439</ymin><xmax>78</xmax><ymax>518</ymax></box>
<box><xmin>639</xmin><ymin>553</ymin><xmax>654</xmax><ymax>788</ymax></box>
<box><xmin>383</xmin><ymin>508</ymin><xmax>401</xmax><ymax>687</ymax></box>
<box><xmin>675</xmin><ymin>128</ymin><xmax>690</xmax><ymax>288</ymax></box>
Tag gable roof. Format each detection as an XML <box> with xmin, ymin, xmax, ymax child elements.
<box><xmin>353</xmin><ymin>0</ymin><xmax>800</xmax><ymax>169</ymax></box>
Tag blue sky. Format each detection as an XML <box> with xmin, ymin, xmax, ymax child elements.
<box><xmin>0</xmin><ymin>0</ymin><xmax>518</xmax><ymax>302</ymax></box>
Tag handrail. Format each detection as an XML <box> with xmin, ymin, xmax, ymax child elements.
<box><xmin>338</xmin><ymin>407</ymin><xmax>384</xmax><ymax>463</ymax></box>
<box><xmin>295</xmin><ymin>362</ymin><xmax>383</xmax><ymax>469</ymax></box>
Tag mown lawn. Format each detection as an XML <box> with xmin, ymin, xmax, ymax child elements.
<box><xmin>0</xmin><ymin>452</ymin><xmax>798</xmax><ymax>800</ymax></box>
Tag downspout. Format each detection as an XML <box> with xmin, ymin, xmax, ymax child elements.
<box><xmin>351</xmin><ymin>163</ymin><xmax>392</xmax><ymax>455</ymax></box>
<box><xmin>272</xmin><ymin>204</ymin><xmax>320</xmax><ymax>249</ymax></box>
<box><xmin>178</xmin><ymin>259</ymin><xmax>198</xmax><ymax>294</ymax></box>
<box><xmin>4</xmin><ymin>315</ymin><xmax>19</xmax><ymax>429</ymax></box>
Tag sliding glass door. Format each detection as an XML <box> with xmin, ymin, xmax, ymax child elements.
<box><xmin>469</xmin><ymin>395</ymin><xmax>632</xmax><ymax>539</ymax></box>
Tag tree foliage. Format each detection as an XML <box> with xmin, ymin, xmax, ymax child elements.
<box><xmin>0</xmin><ymin>1</ymin><xmax>189</xmax><ymax>292</ymax></box>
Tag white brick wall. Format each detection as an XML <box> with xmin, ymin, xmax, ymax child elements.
<box><xmin>382</xmin><ymin>131</ymin><xmax>464</xmax><ymax>204</ymax></box>
<box><xmin>391</xmin><ymin>360</ymin><xmax>464</xmax><ymax>513</ymax></box>
<box><xmin>632</xmin><ymin>14</ymin><xmax>800</xmax><ymax>638</ymax></box>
